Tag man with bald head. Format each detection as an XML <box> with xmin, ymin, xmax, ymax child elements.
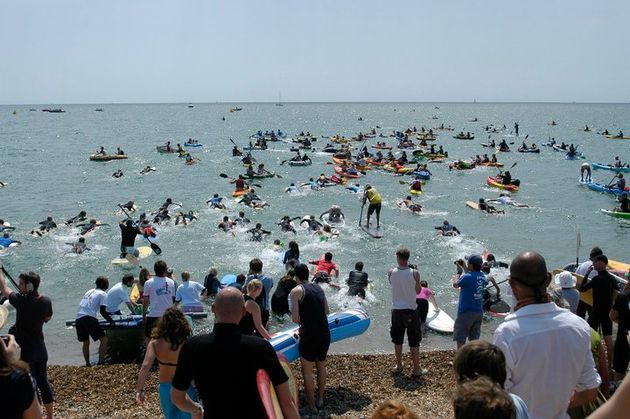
<box><xmin>493</xmin><ymin>251</ymin><xmax>600</xmax><ymax>419</ymax></box>
<box><xmin>171</xmin><ymin>288</ymin><xmax>298</xmax><ymax>419</ymax></box>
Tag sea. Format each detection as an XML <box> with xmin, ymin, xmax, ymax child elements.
<box><xmin>0</xmin><ymin>102</ymin><xmax>628</xmax><ymax>365</ymax></box>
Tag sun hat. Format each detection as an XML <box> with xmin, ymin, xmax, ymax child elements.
<box><xmin>554</xmin><ymin>271</ymin><xmax>576</xmax><ymax>289</ymax></box>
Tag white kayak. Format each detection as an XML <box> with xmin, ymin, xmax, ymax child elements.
<box><xmin>426</xmin><ymin>301</ymin><xmax>454</xmax><ymax>333</ymax></box>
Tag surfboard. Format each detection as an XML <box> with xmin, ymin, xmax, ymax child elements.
<box><xmin>426</xmin><ymin>301</ymin><xmax>454</xmax><ymax>333</ymax></box>
<box><xmin>466</xmin><ymin>201</ymin><xmax>480</xmax><ymax>210</ymax></box>
<box><xmin>257</xmin><ymin>353</ymin><xmax>299</xmax><ymax>419</ymax></box>
<box><xmin>360</xmin><ymin>224</ymin><xmax>383</xmax><ymax>238</ymax></box>
<box><xmin>552</xmin><ymin>269</ymin><xmax>627</xmax><ymax>307</ymax></box>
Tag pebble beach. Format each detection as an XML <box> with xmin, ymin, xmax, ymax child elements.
<box><xmin>48</xmin><ymin>351</ymin><xmax>456</xmax><ymax>418</ymax></box>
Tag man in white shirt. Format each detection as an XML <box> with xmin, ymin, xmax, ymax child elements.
<box><xmin>388</xmin><ymin>247</ymin><xmax>424</xmax><ymax>377</ymax></box>
<box><xmin>142</xmin><ymin>260</ymin><xmax>175</xmax><ymax>338</ymax></box>
<box><xmin>494</xmin><ymin>251</ymin><xmax>600</xmax><ymax>419</ymax></box>
<box><xmin>75</xmin><ymin>276</ymin><xmax>113</xmax><ymax>366</ymax></box>
<box><xmin>106</xmin><ymin>274</ymin><xmax>136</xmax><ymax>315</ymax></box>
<box><xmin>175</xmin><ymin>271</ymin><xmax>206</xmax><ymax>312</ymax></box>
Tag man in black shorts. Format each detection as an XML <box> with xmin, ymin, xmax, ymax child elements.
<box><xmin>290</xmin><ymin>264</ymin><xmax>330</xmax><ymax>413</ymax></box>
<box><xmin>610</xmin><ymin>278</ymin><xmax>630</xmax><ymax>384</ymax></box>
<box><xmin>362</xmin><ymin>185</ymin><xmax>382</xmax><ymax>229</ymax></box>
<box><xmin>75</xmin><ymin>277</ymin><xmax>114</xmax><ymax>366</ymax></box>
<box><xmin>579</xmin><ymin>254</ymin><xmax>619</xmax><ymax>364</ymax></box>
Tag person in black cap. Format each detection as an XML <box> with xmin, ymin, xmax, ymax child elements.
<box><xmin>579</xmin><ymin>254</ymin><xmax>620</xmax><ymax>365</ymax></box>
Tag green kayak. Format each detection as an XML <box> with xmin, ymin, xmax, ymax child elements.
<box><xmin>601</xmin><ymin>209</ymin><xmax>630</xmax><ymax>219</ymax></box>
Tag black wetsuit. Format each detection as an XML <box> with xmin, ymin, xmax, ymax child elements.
<box><xmin>347</xmin><ymin>270</ymin><xmax>369</xmax><ymax>298</ymax></box>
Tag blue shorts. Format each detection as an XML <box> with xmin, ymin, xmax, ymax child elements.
<box><xmin>158</xmin><ymin>382</ymin><xmax>198</xmax><ymax>419</ymax></box>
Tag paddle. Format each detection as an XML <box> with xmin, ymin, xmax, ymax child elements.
<box><xmin>576</xmin><ymin>231</ymin><xmax>581</xmax><ymax>266</ymax></box>
<box><xmin>359</xmin><ymin>199</ymin><xmax>366</xmax><ymax>228</ymax></box>
<box><xmin>606</xmin><ymin>173</ymin><xmax>620</xmax><ymax>188</ymax></box>
<box><xmin>0</xmin><ymin>266</ymin><xmax>20</xmax><ymax>290</ymax></box>
<box><xmin>485</xmin><ymin>277</ymin><xmax>509</xmax><ymax>290</ymax></box>
<box><xmin>118</xmin><ymin>205</ymin><xmax>162</xmax><ymax>255</ymax></box>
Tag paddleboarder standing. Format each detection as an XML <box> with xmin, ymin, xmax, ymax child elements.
<box><xmin>362</xmin><ymin>185</ymin><xmax>382</xmax><ymax>229</ymax></box>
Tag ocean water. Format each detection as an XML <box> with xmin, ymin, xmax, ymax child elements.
<box><xmin>0</xmin><ymin>102</ymin><xmax>628</xmax><ymax>365</ymax></box>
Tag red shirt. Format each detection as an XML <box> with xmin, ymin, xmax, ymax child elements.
<box><xmin>312</xmin><ymin>259</ymin><xmax>337</xmax><ymax>275</ymax></box>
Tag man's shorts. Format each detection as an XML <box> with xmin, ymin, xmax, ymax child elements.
<box><xmin>299</xmin><ymin>332</ymin><xmax>331</xmax><ymax>362</ymax></box>
<box><xmin>144</xmin><ymin>316</ymin><xmax>160</xmax><ymax>338</ymax></box>
<box><xmin>367</xmin><ymin>203</ymin><xmax>382</xmax><ymax>216</ymax></box>
<box><xmin>453</xmin><ymin>311</ymin><xmax>483</xmax><ymax>344</ymax></box>
<box><xmin>588</xmin><ymin>311</ymin><xmax>613</xmax><ymax>336</ymax></box>
<box><xmin>75</xmin><ymin>316</ymin><xmax>105</xmax><ymax>342</ymax></box>
<box><xmin>390</xmin><ymin>309</ymin><xmax>421</xmax><ymax>347</ymax></box>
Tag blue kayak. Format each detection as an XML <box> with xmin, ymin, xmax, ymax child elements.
<box><xmin>411</xmin><ymin>170</ymin><xmax>431</xmax><ymax>180</ymax></box>
<box><xmin>565</xmin><ymin>153</ymin><xmax>585</xmax><ymax>160</ymax></box>
<box><xmin>592</xmin><ymin>163</ymin><xmax>630</xmax><ymax>173</ymax></box>
<box><xmin>585</xmin><ymin>182</ymin><xmax>629</xmax><ymax>196</ymax></box>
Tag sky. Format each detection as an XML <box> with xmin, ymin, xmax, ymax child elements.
<box><xmin>1</xmin><ymin>1</ymin><xmax>629</xmax><ymax>104</ymax></box>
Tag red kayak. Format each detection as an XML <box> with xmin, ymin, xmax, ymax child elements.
<box><xmin>334</xmin><ymin>166</ymin><xmax>361</xmax><ymax>178</ymax></box>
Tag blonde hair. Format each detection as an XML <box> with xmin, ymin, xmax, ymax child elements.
<box><xmin>246</xmin><ymin>279</ymin><xmax>262</xmax><ymax>293</ymax></box>
<box><xmin>371</xmin><ymin>400</ymin><xmax>419</xmax><ymax>419</ymax></box>
<box><xmin>181</xmin><ymin>271</ymin><xmax>190</xmax><ymax>281</ymax></box>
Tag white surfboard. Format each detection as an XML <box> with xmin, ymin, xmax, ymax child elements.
<box><xmin>426</xmin><ymin>301</ymin><xmax>454</xmax><ymax>333</ymax></box>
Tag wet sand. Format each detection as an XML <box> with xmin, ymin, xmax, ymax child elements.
<box><xmin>48</xmin><ymin>351</ymin><xmax>456</xmax><ymax>418</ymax></box>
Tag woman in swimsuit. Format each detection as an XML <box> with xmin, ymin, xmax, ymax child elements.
<box><xmin>135</xmin><ymin>307</ymin><xmax>198</xmax><ymax>418</ymax></box>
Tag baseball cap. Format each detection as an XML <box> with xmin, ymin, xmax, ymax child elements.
<box><xmin>467</xmin><ymin>254</ymin><xmax>483</xmax><ymax>266</ymax></box>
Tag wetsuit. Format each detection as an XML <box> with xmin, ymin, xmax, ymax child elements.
<box><xmin>347</xmin><ymin>270</ymin><xmax>369</xmax><ymax>298</ymax></box>
<box><xmin>579</xmin><ymin>271</ymin><xmax>619</xmax><ymax>336</ymax></box>
<box><xmin>238</xmin><ymin>295</ymin><xmax>257</xmax><ymax>336</ymax></box>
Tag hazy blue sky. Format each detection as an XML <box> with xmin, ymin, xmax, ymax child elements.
<box><xmin>1</xmin><ymin>1</ymin><xmax>628</xmax><ymax>104</ymax></box>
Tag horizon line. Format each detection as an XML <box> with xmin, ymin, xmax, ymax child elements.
<box><xmin>2</xmin><ymin>100</ymin><xmax>630</xmax><ymax>106</ymax></box>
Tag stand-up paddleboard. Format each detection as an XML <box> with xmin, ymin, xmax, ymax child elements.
<box><xmin>65</xmin><ymin>313</ymin><xmax>207</xmax><ymax>329</ymax></box>
<box><xmin>220</xmin><ymin>274</ymin><xmax>237</xmax><ymax>287</ymax></box>
<box><xmin>426</xmin><ymin>301</ymin><xmax>454</xmax><ymax>333</ymax></box>
<box><xmin>111</xmin><ymin>246</ymin><xmax>152</xmax><ymax>268</ymax></box>
<box><xmin>257</xmin><ymin>353</ymin><xmax>299</xmax><ymax>419</ymax></box>
<box><xmin>360</xmin><ymin>224</ymin><xmax>383</xmax><ymax>238</ymax></box>
<box><xmin>271</xmin><ymin>308</ymin><xmax>370</xmax><ymax>363</ymax></box>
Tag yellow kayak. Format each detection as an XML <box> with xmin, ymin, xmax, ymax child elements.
<box><xmin>89</xmin><ymin>154</ymin><xmax>128</xmax><ymax>161</ymax></box>
<box><xmin>409</xmin><ymin>188</ymin><xmax>422</xmax><ymax>196</ymax></box>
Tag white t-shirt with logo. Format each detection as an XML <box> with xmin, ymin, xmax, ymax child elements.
<box><xmin>143</xmin><ymin>276</ymin><xmax>175</xmax><ymax>318</ymax></box>
<box><xmin>106</xmin><ymin>282</ymin><xmax>131</xmax><ymax>313</ymax></box>
<box><xmin>77</xmin><ymin>288</ymin><xmax>108</xmax><ymax>319</ymax></box>
<box><xmin>176</xmin><ymin>281</ymin><xmax>205</xmax><ymax>307</ymax></box>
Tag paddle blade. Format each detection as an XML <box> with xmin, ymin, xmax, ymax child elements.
<box><xmin>219</xmin><ymin>173</ymin><xmax>229</xmax><ymax>178</ymax></box>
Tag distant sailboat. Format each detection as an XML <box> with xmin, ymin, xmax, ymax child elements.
<box><xmin>275</xmin><ymin>91</ymin><xmax>283</xmax><ymax>107</ymax></box>
<box><xmin>188</xmin><ymin>103</ymin><xmax>194</xmax><ymax>108</ymax></box>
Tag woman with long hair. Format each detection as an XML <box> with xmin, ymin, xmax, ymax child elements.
<box><xmin>239</xmin><ymin>279</ymin><xmax>272</xmax><ymax>339</ymax></box>
<box><xmin>135</xmin><ymin>307</ymin><xmax>197</xmax><ymax>418</ymax></box>
<box><xmin>283</xmin><ymin>240</ymin><xmax>300</xmax><ymax>271</ymax></box>
<box><xmin>0</xmin><ymin>334</ymin><xmax>42</xmax><ymax>418</ymax></box>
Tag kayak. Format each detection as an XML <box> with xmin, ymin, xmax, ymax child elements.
<box><xmin>383</xmin><ymin>165</ymin><xmax>414</xmax><ymax>174</ymax></box>
<box><xmin>565</xmin><ymin>153</ymin><xmax>586</xmax><ymax>160</ymax></box>
<box><xmin>334</xmin><ymin>166</ymin><xmax>361</xmax><ymax>178</ymax></box>
<box><xmin>592</xmin><ymin>163</ymin><xmax>630</xmax><ymax>173</ymax></box>
<box><xmin>183</xmin><ymin>143</ymin><xmax>203</xmax><ymax>147</ymax></box>
<box><xmin>232</xmin><ymin>188</ymin><xmax>251</xmax><ymax>197</ymax></box>
<box><xmin>487</xmin><ymin>176</ymin><xmax>519</xmax><ymax>192</ymax></box>
<box><xmin>270</xmin><ymin>308</ymin><xmax>370</xmax><ymax>363</ymax></box>
<box><xmin>411</xmin><ymin>170</ymin><xmax>431</xmax><ymax>180</ymax></box>
<box><xmin>321</xmin><ymin>147</ymin><xmax>339</xmax><ymax>154</ymax></box>
<box><xmin>601</xmin><ymin>209</ymin><xmax>630</xmax><ymax>219</ymax></box>
<box><xmin>366</xmin><ymin>158</ymin><xmax>387</xmax><ymax>166</ymax></box>
<box><xmin>156</xmin><ymin>146</ymin><xmax>175</xmax><ymax>153</ymax></box>
<box><xmin>242</xmin><ymin>172</ymin><xmax>275</xmax><ymax>179</ymax></box>
<box><xmin>371</xmin><ymin>144</ymin><xmax>392</xmax><ymax>150</ymax></box>
<box><xmin>517</xmin><ymin>147</ymin><xmax>540</xmax><ymax>153</ymax></box>
<box><xmin>89</xmin><ymin>154</ymin><xmax>128</xmax><ymax>161</ymax></box>
<box><xmin>478</xmin><ymin>162</ymin><xmax>504</xmax><ymax>168</ymax></box>
<box><xmin>409</xmin><ymin>188</ymin><xmax>422</xmax><ymax>196</ymax></box>
<box><xmin>287</xmin><ymin>160</ymin><xmax>312</xmax><ymax>166</ymax></box>
<box><xmin>605</xmin><ymin>135</ymin><xmax>630</xmax><ymax>140</ymax></box>
<box><xmin>449</xmin><ymin>161</ymin><xmax>475</xmax><ymax>170</ymax></box>
<box><xmin>498</xmin><ymin>147</ymin><xmax>510</xmax><ymax>152</ymax></box>
<box><xmin>453</xmin><ymin>135</ymin><xmax>475</xmax><ymax>140</ymax></box>
<box><xmin>585</xmin><ymin>182</ymin><xmax>629</xmax><ymax>196</ymax></box>
<box><xmin>332</xmin><ymin>156</ymin><xmax>350</xmax><ymax>165</ymax></box>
